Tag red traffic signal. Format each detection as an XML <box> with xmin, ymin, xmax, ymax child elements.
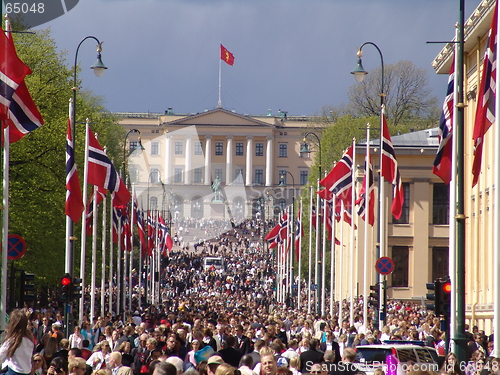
<box><xmin>443</xmin><ymin>282</ymin><xmax>451</xmax><ymax>293</ymax></box>
<box><xmin>61</xmin><ymin>276</ymin><xmax>71</xmax><ymax>286</ymax></box>
<box><xmin>60</xmin><ymin>273</ymin><xmax>72</xmax><ymax>302</ymax></box>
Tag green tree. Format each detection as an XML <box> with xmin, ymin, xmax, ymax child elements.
<box><xmin>5</xmin><ymin>26</ymin><xmax>124</xmax><ymax>286</ymax></box>
<box><xmin>347</xmin><ymin>60</ymin><xmax>440</xmax><ymax>126</ymax></box>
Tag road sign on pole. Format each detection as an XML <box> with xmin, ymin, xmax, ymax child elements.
<box><xmin>375</xmin><ymin>257</ymin><xmax>395</xmax><ymax>275</ymax></box>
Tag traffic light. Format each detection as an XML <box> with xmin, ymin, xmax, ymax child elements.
<box><xmin>441</xmin><ymin>277</ymin><xmax>451</xmax><ymax>318</ymax></box>
<box><xmin>60</xmin><ymin>273</ymin><xmax>72</xmax><ymax>302</ymax></box>
<box><xmin>20</xmin><ymin>271</ymin><xmax>35</xmax><ymax>305</ymax></box>
<box><xmin>426</xmin><ymin>279</ymin><xmax>443</xmax><ymax>316</ymax></box>
<box><xmin>73</xmin><ymin>277</ymin><xmax>82</xmax><ymax>300</ymax></box>
<box><xmin>369</xmin><ymin>284</ymin><xmax>380</xmax><ymax>308</ymax></box>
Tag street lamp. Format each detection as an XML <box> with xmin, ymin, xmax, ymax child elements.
<box><xmin>279</xmin><ymin>171</ymin><xmax>296</xmax><ymax>308</ymax></box>
<box><xmin>300</xmin><ymin>131</ymin><xmax>322</xmax><ymax>315</ymax></box>
<box><xmin>64</xmin><ymin>35</ymin><xmax>107</xmax><ymax>331</ymax></box>
<box><xmin>351</xmin><ymin>41</ymin><xmax>385</xmax><ymax>329</ymax></box>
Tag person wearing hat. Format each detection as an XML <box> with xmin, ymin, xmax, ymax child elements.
<box><xmin>207</xmin><ymin>355</ymin><xmax>224</xmax><ymax>375</ymax></box>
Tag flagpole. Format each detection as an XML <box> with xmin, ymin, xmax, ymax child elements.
<box><xmin>90</xmin><ymin>186</ymin><xmax>98</xmax><ymax>322</ymax></box>
<box><xmin>321</xmin><ymin>188</ymin><xmax>327</xmax><ymax>315</ymax></box>
<box><xmin>330</xmin><ymin>199</ymin><xmax>335</xmax><ymax>317</ymax></box>
<box><xmin>100</xmin><ymin>195</ymin><xmax>107</xmax><ymax>317</ymax></box>
<box><xmin>363</xmin><ymin>125</ymin><xmax>370</xmax><ymax>329</ymax></box>
<box><xmin>308</xmin><ymin>186</ymin><xmax>313</xmax><ymax>314</ymax></box>
<box><xmin>117</xmin><ymin>215</ymin><xmax>122</xmax><ymax>313</ymax></box>
<box><xmin>298</xmin><ymin>198</ymin><xmax>303</xmax><ymax>310</ymax></box>
<box><xmin>1</xmin><ymin>116</ymin><xmax>9</xmax><ymax>331</ymax></box>
<box><xmin>129</xmin><ymin>184</ymin><xmax>135</xmax><ymax>312</ymax></box>
<box><xmin>378</xmin><ymin>108</ymin><xmax>386</xmax><ymax>331</ymax></box>
<box><xmin>79</xmin><ymin>120</ymin><xmax>91</xmax><ymax>325</ymax></box>
<box><xmin>339</xmin><ymin>199</ymin><xmax>344</xmax><ymax>331</ymax></box>
<box><xmin>449</xmin><ymin>26</ymin><xmax>459</xmax><ymax>355</ymax></box>
<box><xmin>350</xmin><ymin>138</ymin><xmax>356</xmax><ymax>326</ymax></box>
<box><xmin>109</xmin><ymin>201</ymin><xmax>114</xmax><ymax>315</ymax></box>
<box><xmin>493</xmin><ymin>0</ymin><xmax>500</xmax><ymax>358</ymax></box>
<box><xmin>218</xmin><ymin>47</ymin><xmax>222</xmax><ymax>108</ymax></box>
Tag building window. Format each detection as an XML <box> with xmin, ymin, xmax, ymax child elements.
<box><xmin>175</xmin><ymin>141</ymin><xmax>183</xmax><ymax>155</ymax></box>
<box><xmin>393</xmin><ymin>183</ymin><xmax>410</xmax><ymax>224</ymax></box>
<box><xmin>255</xmin><ymin>169</ymin><xmax>263</xmax><ymax>185</ymax></box>
<box><xmin>433</xmin><ymin>184</ymin><xmax>449</xmax><ymax>224</ymax></box>
<box><xmin>215</xmin><ymin>142</ymin><xmax>224</xmax><ymax>156</ymax></box>
<box><xmin>174</xmin><ymin>168</ymin><xmax>183</xmax><ymax>183</ymax></box>
<box><xmin>151</xmin><ymin>141</ymin><xmax>159</xmax><ymax>156</ymax></box>
<box><xmin>279</xmin><ymin>143</ymin><xmax>287</xmax><ymax>157</ymax></box>
<box><xmin>235</xmin><ymin>142</ymin><xmax>244</xmax><ymax>156</ymax></box>
<box><xmin>279</xmin><ymin>170</ymin><xmax>287</xmax><ymax>185</ymax></box>
<box><xmin>432</xmin><ymin>247</ymin><xmax>449</xmax><ymax>282</ymax></box>
<box><xmin>150</xmin><ymin>196</ymin><xmax>158</xmax><ymax>210</ymax></box>
<box><xmin>214</xmin><ymin>168</ymin><xmax>223</xmax><ymax>181</ymax></box>
<box><xmin>255</xmin><ymin>142</ymin><xmax>264</xmax><ymax>156</ymax></box>
<box><xmin>300</xmin><ymin>170</ymin><xmax>308</xmax><ymax>185</ymax></box>
<box><xmin>194</xmin><ymin>141</ymin><xmax>203</xmax><ymax>155</ymax></box>
<box><xmin>129</xmin><ymin>166</ymin><xmax>138</xmax><ymax>183</ymax></box>
<box><xmin>150</xmin><ymin>168</ymin><xmax>160</xmax><ymax>183</ymax></box>
<box><xmin>194</xmin><ymin>168</ymin><xmax>203</xmax><ymax>183</ymax></box>
<box><xmin>391</xmin><ymin>246</ymin><xmax>409</xmax><ymax>287</ymax></box>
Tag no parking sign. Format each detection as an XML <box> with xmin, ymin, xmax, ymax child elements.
<box><xmin>7</xmin><ymin>234</ymin><xmax>27</xmax><ymax>260</ymax></box>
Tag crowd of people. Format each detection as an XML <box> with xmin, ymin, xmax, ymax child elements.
<box><xmin>1</xmin><ymin>219</ymin><xmax>497</xmax><ymax>375</ymax></box>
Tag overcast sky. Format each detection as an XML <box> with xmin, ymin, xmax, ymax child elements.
<box><xmin>39</xmin><ymin>0</ymin><xmax>481</xmax><ymax>117</ymax></box>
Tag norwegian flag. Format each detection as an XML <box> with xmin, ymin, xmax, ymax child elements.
<box><xmin>87</xmin><ymin>127</ymin><xmax>131</xmax><ymax>207</ymax></box>
<box><xmin>2</xmin><ymin>18</ymin><xmax>43</xmax><ymax>143</ymax></box>
<box><xmin>112</xmin><ymin>205</ymin><xmax>121</xmax><ymax>245</ymax></box>
<box><xmin>320</xmin><ymin>145</ymin><xmax>353</xmax><ymax>206</ymax></box>
<box><xmin>0</xmin><ymin>24</ymin><xmax>32</xmax><ymax>120</ymax></box>
<box><xmin>85</xmin><ymin>186</ymin><xmax>107</xmax><ymax>236</ymax></box>
<box><xmin>311</xmin><ymin>204</ymin><xmax>317</xmax><ymax>229</ymax></box>
<box><xmin>65</xmin><ymin>116</ymin><xmax>84</xmax><ymax>222</ymax></box>
<box><xmin>147</xmin><ymin>211</ymin><xmax>155</xmax><ymax>256</ymax></box>
<box><xmin>432</xmin><ymin>56</ymin><xmax>455</xmax><ymax>184</ymax></box>
<box><xmin>294</xmin><ymin>210</ymin><xmax>304</xmax><ymax>259</ymax></box>
<box><xmin>356</xmin><ymin>156</ymin><xmax>375</xmax><ymax>226</ymax></box>
<box><xmin>381</xmin><ymin>110</ymin><xmax>404</xmax><ymax>220</ymax></box>
<box><xmin>472</xmin><ymin>1</ymin><xmax>497</xmax><ymax>187</ymax></box>
<box><xmin>122</xmin><ymin>207</ymin><xmax>132</xmax><ymax>252</ymax></box>
<box><xmin>158</xmin><ymin>214</ymin><xmax>173</xmax><ymax>256</ymax></box>
<box><xmin>136</xmin><ymin>208</ymin><xmax>148</xmax><ymax>258</ymax></box>
<box><xmin>266</xmin><ymin>213</ymin><xmax>288</xmax><ymax>249</ymax></box>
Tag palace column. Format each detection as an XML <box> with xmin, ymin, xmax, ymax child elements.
<box><xmin>185</xmin><ymin>135</ymin><xmax>192</xmax><ymax>184</ymax></box>
<box><xmin>245</xmin><ymin>136</ymin><xmax>253</xmax><ymax>186</ymax></box>
<box><xmin>204</xmin><ymin>135</ymin><xmax>212</xmax><ymax>185</ymax></box>
<box><xmin>265</xmin><ymin>136</ymin><xmax>273</xmax><ymax>186</ymax></box>
<box><xmin>165</xmin><ymin>135</ymin><xmax>172</xmax><ymax>184</ymax></box>
<box><xmin>226</xmin><ymin>136</ymin><xmax>233</xmax><ymax>184</ymax></box>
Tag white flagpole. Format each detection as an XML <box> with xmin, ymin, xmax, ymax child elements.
<box><xmin>117</xmin><ymin>209</ymin><xmax>121</xmax><ymax>313</ymax></box>
<box><xmin>108</xmin><ymin>200</ymin><xmax>114</xmax><ymax>315</ymax></box>
<box><xmin>493</xmin><ymin>2</ymin><xmax>500</xmax><ymax>357</ymax></box>
<box><xmin>298</xmin><ymin>198</ymin><xmax>303</xmax><ymax>310</ymax></box>
<box><xmin>363</xmin><ymin>125</ymin><xmax>371</xmax><ymax>329</ymax></box>
<box><xmin>289</xmin><ymin>205</ymin><xmax>293</xmax><ymax>299</ymax></box>
<box><xmin>330</xmin><ymin>198</ymin><xmax>335</xmax><ymax>317</ymax></box>
<box><xmin>64</xmin><ymin>100</ymin><xmax>73</xmax><ymax>275</ymax></box>
<box><xmin>308</xmin><ymin>186</ymin><xmax>313</xmax><ymax>314</ymax></box>
<box><xmin>79</xmin><ymin>120</ymin><xmax>90</xmax><ymax>325</ymax></box>
<box><xmin>350</xmin><ymin>138</ymin><xmax>356</xmax><ymax>325</ymax></box>
<box><xmin>322</xmin><ymin>190</ymin><xmax>327</xmax><ymax>315</ymax></box>
<box><xmin>129</xmin><ymin>184</ymin><xmax>135</xmax><ymax>312</ymax></box>
<box><xmin>339</xmin><ymin>199</ymin><xmax>344</xmax><ymax>330</ymax></box>
<box><xmin>90</xmin><ymin>186</ymin><xmax>98</xmax><ymax>322</ymax></box>
<box><xmin>449</xmin><ymin>27</ymin><xmax>459</xmax><ymax>355</ymax></box>
<box><xmin>218</xmin><ymin>44</ymin><xmax>222</xmax><ymax>109</ymax></box>
<box><xmin>378</xmin><ymin>109</ymin><xmax>386</xmax><ymax>331</ymax></box>
<box><xmin>1</xmin><ymin>111</ymin><xmax>9</xmax><ymax>331</ymax></box>
<box><xmin>100</xmin><ymin>195</ymin><xmax>107</xmax><ymax>317</ymax></box>
<box><xmin>315</xmin><ymin>179</ymin><xmax>320</xmax><ymax>311</ymax></box>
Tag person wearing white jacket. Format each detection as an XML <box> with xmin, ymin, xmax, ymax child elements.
<box><xmin>0</xmin><ymin>309</ymin><xmax>35</xmax><ymax>375</ymax></box>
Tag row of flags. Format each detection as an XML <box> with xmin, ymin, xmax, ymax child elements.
<box><xmin>264</xmin><ymin>110</ymin><xmax>405</xmax><ymax>252</ymax></box>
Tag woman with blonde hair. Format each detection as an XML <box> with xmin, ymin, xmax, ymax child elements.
<box><xmin>31</xmin><ymin>354</ymin><xmax>46</xmax><ymax>375</ymax></box>
<box><xmin>86</xmin><ymin>342</ymin><xmax>111</xmax><ymax>371</ymax></box>
<box><xmin>0</xmin><ymin>309</ymin><xmax>35</xmax><ymax>375</ymax></box>
<box><xmin>214</xmin><ymin>364</ymin><xmax>237</xmax><ymax>375</ymax></box>
<box><xmin>289</xmin><ymin>357</ymin><xmax>301</xmax><ymax>375</ymax></box>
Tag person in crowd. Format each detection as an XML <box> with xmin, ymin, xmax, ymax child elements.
<box><xmin>218</xmin><ymin>337</ymin><xmax>242</xmax><ymax>368</ymax></box>
<box><xmin>80</xmin><ymin>322</ymin><xmax>94</xmax><ymax>351</ymax></box>
<box><xmin>299</xmin><ymin>339</ymin><xmax>323</xmax><ymax>373</ymax></box>
<box><xmin>108</xmin><ymin>352</ymin><xmax>133</xmax><ymax>375</ymax></box>
<box><xmin>185</xmin><ymin>339</ymin><xmax>201</xmax><ymax>367</ymax></box>
<box><xmin>47</xmin><ymin>357</ymin><xmax>67</xmax><ymax>375</ymax></box>
<box><xmin>0</xmin><ymin>309</ymin><xmax>36</xmax><ymax>375</ymax></box>
<box><xmin>207</xmin><ymin>355</ymin><xmax>225</xmax><ymax>375</ymax></box>
<box><xmin>31</xmin><ymin>353</ymin><xmax>47</xmax><ymax>375</ymax></box>
<box><xmin>68</xmin><ymin>357</ymin><xmax>87</xmax><ymax>375</ymax></box>
<box><xmin>86</xmin><ymin>342</ymin><xmax>111</xmax><ymax>371</ymax></box>
<box><xmin>69</xmin><ymin>327</ymin><xmax>83</xmax><ymax>349</ymax></box>
<box><xmin>41</xmin><ymin>337</ymin><xmax>59</xmax><ymax>365</ymax></box>
<box><xmin>260</xmin><ymin>354</ymin><xmax>278</xmax><ymax>375</ymax></box>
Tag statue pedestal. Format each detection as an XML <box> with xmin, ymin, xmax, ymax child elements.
<box><xmin>210</xmin><ymin>202</ymin><xmax>225</xmax><ymax>219</ymax></box>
